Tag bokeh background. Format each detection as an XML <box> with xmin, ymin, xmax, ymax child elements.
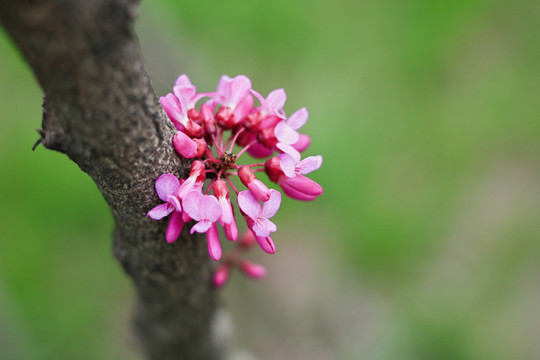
<box><xmin>1</xmin><ymin>0</ymin><xmax>539</xmax><ymax>359</ymax></box>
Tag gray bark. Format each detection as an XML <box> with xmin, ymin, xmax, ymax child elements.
<box><xmin>0</xmin><ymin>1</ymin><xmax>222</xmax><ymax>359</ymax></box>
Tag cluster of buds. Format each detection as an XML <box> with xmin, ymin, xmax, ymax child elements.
<box><xmin>147</xmin><ymin>74</ymin><xmax>323</xmax><ymax>286</ymax></box>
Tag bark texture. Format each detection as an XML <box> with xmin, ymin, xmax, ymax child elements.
<box><xmin>0</xmin><ymin>1</ymin><xmax>222</xmax><ymax>359</ymax></box>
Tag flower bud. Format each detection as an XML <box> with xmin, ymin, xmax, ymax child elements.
<box><xmin>238</xmin><ymin>166</ymin><xmax>270</xmax><ymax>202</ymax></box>
<box><xmin>257</xmin><ymin>127</ymin><xmax>278</xmax><ymax>149</ymax></box>
<box><xmin>239</xmin><ymin>260</ymin><xmax>266</xmax><ymax>279</ymax></box>
<box><xmin>216</xmin><ymin>106</ymin><xmax>235</xmax><ymax>129</ymax></box>
<box><xmin>213</xmin><ymin>264</ymin><xmax>230</xmax><ymax>287</ymax></box>
<box><xmin>187</xmin><ymin>107</ymin><xmax>201</xmax><ymax>122</ymax></box>
<box><xmin>193</xmin><ymin>138</ymin><xmax>207</xmax><ymax>159</ymax></box>
<box><xmin>243</xmin><ymin>112</ymin><xmax>262</xmax><ymax>132</ymax></box>
<box><xmin>278</xmin><ymin>174</ymin><xmax>322</xmax><ymax>201</ymax></box>
<box><xmin>173</xmin><ymin>131</ymin><xmax>198</xmax><ymax>158</ymax></box>
<box><xmin>264</xmin><ymin>157</ymin><xmax>284</xmax><ymax>183</ymax></box>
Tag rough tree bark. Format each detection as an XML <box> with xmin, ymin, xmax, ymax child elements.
<box><xmin>0</xmin><ymin>1</ymin><xmax>224</xmax><ymax>359</ymax></box>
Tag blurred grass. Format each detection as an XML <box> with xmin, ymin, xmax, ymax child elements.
<box><xmin>1</xmin><ymin>0</ymin><xmax>540</xmax><ymax>358</ymax></box>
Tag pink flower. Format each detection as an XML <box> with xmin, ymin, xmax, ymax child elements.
<box><xmin>182</xmin><ymin>191</ymin><xmax>223</xmax><ymax>261</ymax></box>
<box><xmin>160</xmin><ymin>93</ymin><xmax>203</xmax><ymax>137</ymax></box>
<box><xmin>251</xmin><ymin>88</ymin><xmax>287</xmax><ymax>119</ymax></box>
<box><xmin>173</xmin><ymin>74</ymin><xmax>211</xmax><ymax>111</ymax></box>
<box><xmin>212</xmin><ymin>179</ymin><xmax>234</xmax><ymax>224</ymax></box>
<box><xmin>215</xmin><ymin>75</ymin><xmax>253</xmax><ymax>128</ymax></box>
<box><xmin>146</xmin><ymin>174</ymin><xmax>185</xmax><ymax>243</ymax></box>
<box><xmin>238</xmin><ymin>189</ymin><xmax>281</xmax><ymax>238</ymax></box>
<box><xmin>147</xmin><ymin>174</ymin><xmax>181</xmax><ymax>219</ymax></box>
<box><xmin>177</xmin><ymin>160</ymin><xmax>206</xmax><ymax>199</ymax></box>
<box><xmin>274</xmin><ymin>107</ymin><xmax>308</xmax><ymax>145</ymax></box>
<box><xmin>264</xmin><ymin>157</ymin><xmax>323</xmax><ymax>201</ymax></box>
<box><xmin>182</xmin><ymin>191</ymin><xmax>222</xmax><ymax>234</ymax></box>
<box><xmin>279</xmin><ymin>153</ymin><xmax>323</xmax><ymax>178</ymax></box>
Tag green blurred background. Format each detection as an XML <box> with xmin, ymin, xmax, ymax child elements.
<box><xmin>1</xmin><ymin>0</ymin><xmax>539</xmax><ymax>359</ymax></box>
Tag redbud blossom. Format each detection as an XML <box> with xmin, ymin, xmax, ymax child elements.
<box><xmin>238</xmin><ymin>189</ymin><xmax>281</xmax><ymax>238</ymax></box>
<box><xmin>149</xmin><ymin>74</ymin><xmax>323</xmax><ymax>283</ymax></box>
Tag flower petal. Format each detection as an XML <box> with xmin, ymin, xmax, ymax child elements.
<box><xmin>229</xmin><ymin>75</ymin><xmax>251</xmax><ymax>107</ymax></box>
<box><xmin>173</xmin><ymin>131</ymin><xmax>197</xmax><ymax>158</ymax></box>
<box><xmin>237</xmin><ymin>190</ymin><xmax>262</xmax><ymax>219</ymax></box>
<box><xmin>206</xmin><ymin>224</ymin><xmax>222</xmax><ymax>261</ymax></box>
<box><xmin>278</xmin><ymin>153</ymin><xmax>297</xmax><ymax>178</ymax></box>
<box><xmin>265</xmin><ymin>89</ymin><xmax>286</xmax><ymax>111</ymax></box>
<box><xmin>255</xmin><ymin>235</ymin><xmax>276</xmax><ymax>254</ymax></box>
<box><xmin>155</xmin><ymin>174</ymin><xmax>180</xmax><ymax>202</ymax></box>
<box><xmin>166</xmin><ymin>211</ymin><xmax>184</xmax><ymax>243</ymax></box>
<box><xmin>287</xmin><ymin>107</ymin><xmax>308</xmax><ymax>130</ymax></box>
<box><xmin>296</xmin><ymin>155</ymin><xmax>323</xmax><ymax>175</ymax></box>
<box><xmin>147</xmin><ymin>203</ymin><xmax>174</xmax><ymax>220</ymax></box>
<box><xmin>276</xmin><ymin>142</ymin><xmax>301</xmax><ymax>161</ymax></box>
<box><xmin>201</xmin><ymin>195</ymin><xmax>222</xmax><ymax>222</ymax></box>
<box><xmin>175</xmin><ymin>74</ymin><xmax>194</xmax><ymax>87</ymax></box>
<box><xmin>261</xmin><ymin>189</ymin><xmax>281</xmax><ymax>219</ymax></box>
<box><xmin>191</xmin><ymin>219</ymin><xmax>212</xmax><ymax>234</ymax></box>
<box><xmin>182</xmin><ymin>191</ymin><xmax>202</xmax><ymax>220</ymax></box>
<box><xmin>274</xmin><ymin>121</ymin><xmax>299</xmax><ymax>145</ymax></box>
<box><xmin>219</xmin><ymin>197</ymin><xmax>233</xmax><ymax>224</ymax></box>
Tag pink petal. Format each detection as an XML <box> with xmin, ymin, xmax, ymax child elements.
<box><xmin>219</xmin><ymin>197</ymin><xmax>234</xmax><ymax>224</ymax></box>
<box><xmin>296</xmin><ymin>155</ymin><xmax>323</xmax><ymax>175</ymax></box>
<box><xmin>175</xmin><ymin>74</ymin><xmax>194</xmax><ymax>87</ymax></box>
<box><xmin>201</xmin><ymin>195</ymin><xmax>222</xmax><ymax>222</ymax></box>
<box><xmin>248</xmin><ymin>179</ymin><xmax>271</xmax><ymax>202</ymax></box>
<box><xmin>229</xmin><ymin>75</ymin><xmax>251</xmax><ymax>107</ymax></box>
<box><xmin>166</xmin><ymin>211</ymin><xmax>184</xmax><ymax>243</ymax></box>
<box><xmin>147</xmin><ymin>203</ymin><xmax>174</xmax><ymax>220</ymax></box>
<box><xmin>217</xmin><ymin>75</ymin><xmax>232</xmax><ymax>95</ymax></box>
<box><xmin>177</xmin><ymin>176</ymin><xmax>196</xmax><ymax>199</ymax></box>
<box><xmin>173</xmin><ymin>85</ymin><xmax>196</xmax><ymax>107</ymax></box>
<box><xmin>274</xmin><ymin>121</ymin><xmax>299</xmax><ymax>145</ymax></box>
<box><xmin>165</xmin><ymin>194</ymin><xmax>182</xmax><ymax>212</ymax></box>
<box><xmin>278</xmin><ymin>153</ymin><xmax>297</xmax><ymax>178</ymax></box>
<box><xmin>155</xmin><ymin>174</ymin><xmax>180</xmax><ymax>202</ymax></box>
<box><xmin>265</xmin><ymin>89</ymin><xmax>286</xmax><ymax>111</ymax></box>
<box><xmin>255</xmin><ymin>235</ymin><xmax>276</xmax><ymax>254</ymax></box>
<box><xmin>276</xmin><ymin>142</ymin><xmax>301</xmax><ymax>161</ymax></box>
<box><xmin>206</xmin><ymin>223</ymin><xmax>222</xmax><ymax>261</ymax></box>
<box><xmin>173</xmin><ymin>131</ymin><xmax>197</xmax><ymax>158</ymax></box>
<box><xmin>224</xmin><ymin>220</ymin><xmax>238</xmax><ymax>242</ymax></box>
<box><xmin>287</xmin><ymin>107</ymin><xmax>308</xmax><ymax>130</ymax></box>
<box><xmin>261</xmin><ymin>189</ymin><xmax>281</xmax><ymax>219</ymax></box>
<box><xmin>191</xmin><ymin>219</ymin><xmax>212</xmax><ymax>234</ymax></box>
<box><xmin>238</xmin><ymin>190</ymin><xmax>262</xmax><ymax>219</ymax></box>
<box><xmin>160</xmin><ymin>93</ymin><xmax>188</xmax><ymax>128</ymax></box>
<box><xmin>182</xmin><ymin>191</ymin><xmax>202</xmax><ymax>220</ymax></box>
<box><xmin>251</xmin><ymin>218</ymin><xmax>277</xmax><ymax>238</ymax></box>
<box><xmin>233</xmin><ymin>94</ymin><xmax>254</xmax><ymax>123</ymax></box>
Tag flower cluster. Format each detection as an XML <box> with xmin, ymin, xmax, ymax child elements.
<box><xmin>147</xmin><ymin>74</ymin><xmax>323</xmax><ymax>286</ymax></box>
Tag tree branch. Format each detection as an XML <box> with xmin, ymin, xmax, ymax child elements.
<box><xmin>0</xmin><ymin>1</ymin><xmax>222</xmax><ymax>359</ymax></box>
